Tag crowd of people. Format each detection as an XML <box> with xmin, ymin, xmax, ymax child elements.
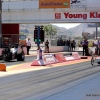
<box><xmin>57</xmin><ymin>39</ymin><xmax>76</xmax><ymax>51</ymax></box>
<box><xmin>80</xmin><ymin>38</ymin><xmax>90</xmax><ymax>56</ymax></box>
<box><xmin>79</xmin><ymin>38</ymin><xmax>100</xmax><ymax>56</ymax></box>
<box><xmin>26</xmin><ymin>37</ymin><xmax>100</xmax><ymax>56</ymax></box>
<box><xmin>92</xmin><ymin>39</ymin><xmax>100</xmax><ymax>55</ymax></box>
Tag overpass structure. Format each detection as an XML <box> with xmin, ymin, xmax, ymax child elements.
<box><xmin>2</xmin><ymin>0</ymin><xmax>100</xmax><ymax>23</ymax></box>
<box><xmin>1</xmin><ymin>0</ymin><xmax>100</xmax><ymax>46</ymax></box>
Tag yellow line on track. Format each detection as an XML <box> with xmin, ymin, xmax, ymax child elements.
<box><xmin>7</xmin><ymin>64</ymin><xmax>24</xmax><ymax>70</ymax></box>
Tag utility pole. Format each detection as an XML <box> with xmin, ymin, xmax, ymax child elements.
<box><xmin>0</xmin><ymin>0</ymin><xmax>2</xmax><ymax>48</ymax></box>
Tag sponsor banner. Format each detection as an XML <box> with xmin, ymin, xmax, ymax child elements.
<box><xmin>55</xmin><ymin>13</ymin><xmax>61</xmax><ymax>19</ymax></box>
<box><xmin>65</xmin><ymin>56</ymin><xmax>75</xmax><ymax>61</ymax></box>
<box><xmin>39</xmin><ymin>0</ymin><xmax>70</xmax><ymax>9</ymax></box>
<box><xmin>71</xmin><ymin>0</ymin><xmax>87</xmax><ymax>8</ymax></box>
<box><xmin>19</xmin><ymin>35</ymin><xmax>26</xmax><ymax>40</ymax></box>
<box><xmin>54</xmin><ymin>53</ymin><xmax>66</xmax><ymax>62</ymax></box>
<box><xmin>42</xmin><ymin>54</ymin><xmax>57</xmax><ymax>65</ymax></box>
<box><xmin>55</xmin><ymin>12</ymin><xmax>100</xmax><ymax>20</ymax></box>
<box><xmin>72</xmin><ymin>52</ymin><xmax>81</xmax><ymax>59</ymax></box>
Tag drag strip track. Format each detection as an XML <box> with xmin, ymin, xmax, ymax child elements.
<box><xmin>0</xmin><ymin>61</ymin><xmax>100</xmax><ymax>100</ymax></box>
<box><xmin>4</xmin><ymin>56</ymin><xmax>37</xmax><ymax>66</ymax></box>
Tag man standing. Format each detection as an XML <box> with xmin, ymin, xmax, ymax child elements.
<box><xmin>82</xmin><ymin>38</ymin><xmax>89</xmax><ymax>56</ymax></box>
<box><xmin>45</xmin><ymin>40</ymin><xmax>49</xmax><ymax>53</ymax></box>
<box><xmin>26</xmin><ymin>38</ymin><xmax>31</xmax><ymax>55</ymax></box>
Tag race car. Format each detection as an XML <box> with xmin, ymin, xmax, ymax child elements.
<box><xmin>1</xmin><ymin>43</ymin><xmax>25</xmax><ymax>62</ymax></box>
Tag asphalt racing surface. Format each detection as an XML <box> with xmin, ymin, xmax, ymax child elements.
<box><xmin>0</xmin><ymin>58</ymin><xmax>100</xmax><ymax>100</ymax></box>
<box><xmin>4</xmin><ymin>56</ymin><xmax>37</xmax><ymax>66</ymax></box>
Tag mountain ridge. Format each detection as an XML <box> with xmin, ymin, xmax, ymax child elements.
<box><xmin>20</xmin><ymin>23</ymin><xmax>96</xmax><ymax>37</ymax></box>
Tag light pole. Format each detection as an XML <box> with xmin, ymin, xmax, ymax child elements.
<box><xmin>0</xmin><ymin>0</ymin><xmax>2</xmax><ymax>48</ymax></box>
<box><xmin>96</xmin><ymin>23</ymin><xmax>98</xmax><ymax>39</ymax></box>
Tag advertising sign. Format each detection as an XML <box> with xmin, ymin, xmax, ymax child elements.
<box><xmin>39</xmin><ymin>0</ymin><xmax>70</xmax><ymax>8</ymax></box>
<box><xmin>65</xmin><ymin>56</ymin><xmax>74</xmax><ymax>61</ymax></box>
<box><xmin>20</xmin><ymin>35</ymin><xmax>26</xmax><ymax>40</ymax></box>
<box><xmin>55</xmin><ymin>12</ymin><xmax>100</xmax><ymax>21</ymax></box>
<box><xmin>43</xmin><ymin>54</ymin><xmax>57</xmax><ymax>65</ymax></box>
<box><xmin>19</xmin><ymin>35</ymin><xmax>26</xmax><ymax>46</ymax></box>
<box><xmin>55</xmin><ymin>13</ymin><xmax>61</xmax><ymax>19</ymax></box>
<box><xmin>70</xmin><ymin>0</ymin><xmax>87</xmax><ymax>8</ymax></box>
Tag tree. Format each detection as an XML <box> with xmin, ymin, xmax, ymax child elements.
<box><xmin>44</xmin><ymin>24</ymin><xmax>57</xmax><ymax>36</ymax></box>
<box><xmin>74</xmin><ymin>36</ymin><xmax>83</xmax><ymax>40</ymax></box>
<box><xmin>20</xmin><ymin>32</ymin><xmax>24</xmax><ymax>35</ymax></box>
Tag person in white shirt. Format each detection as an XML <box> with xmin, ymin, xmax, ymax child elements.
<box><xmin>94</xmin><ymin>39</ymin><xmax>98</xmax><ymax>55</ymax></box>
<box><xmin>26</xmin><ymin>38</ymin><xmax>31</xmax><ymax>55</ymax></box>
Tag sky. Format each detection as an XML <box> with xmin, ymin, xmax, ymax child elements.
<box><xmin>52</xmin><ymin>23</ymin><xmax>81</xmax><ymax>29</ymax></box>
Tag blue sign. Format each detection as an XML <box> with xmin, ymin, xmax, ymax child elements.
<box><xmin>20</xmin><ymin>35</ymin><xmax>26</xmax><ymax>40</ymax></box>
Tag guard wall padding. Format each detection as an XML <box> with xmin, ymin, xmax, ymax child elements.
<box><xmin>65</xmin><ymin>56</ymin><xmax>75</xmax><ymax>61</ymax></box>
<box><xmin>31</xmin><ymin>59</ymin><xmax>44</xmax><ymax>66</ymax></box>
<box><xmin>42</xmin><ymin>54</ymin><xmax>57</xmax><ymax>65</ymax></box>
<box><xmin>54</xmin><ymin>53</ymin><xmax>66</xmax><ymax>62</ymax></box>
<box><xmin>72</xmin><ymin>52</ymin><xmax>81</xmax><ymax>59</ymax></box>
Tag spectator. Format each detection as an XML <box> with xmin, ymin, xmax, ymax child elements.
<box><xmin>97</xmin><ymin>39</ymin><xmax>100</xmax><ymax>55</ymax></box>
<box><xmin>26</xmin><ymin>38</ymin><xmax>31</xmax><ymax>55</ymax></box>
<box><xmin>67</xmin><ymin>40</ymin><xmax>71</xmax><ymax>51</ymax></box>
<box><xmin>57</xmin><ymin>39</ymin><xmax>60</xmax><ymax>46</ymax></box>
<box><xmin>71</xmin><ymin>40</ymin><xmax>73</xmax><ymax>51</ymax></box>
<box><xmin>73</xmin><ymin>40</ymin><xmax>76</xmax><ymax>51</ymax></box>
<box><xmin>93</xmin><ymin>39</ymin><xmax>98</xmax><ymax>55</ymax></box>
<box><xmin>45</xmin><ymin>40</ymin><xmax>49</xmax><ymax>53</ymax></box>
<box><xmin>82</xmin><ymin>38</ymin><xmax>89</xmax><ymax>56</ymax></box>
<box><xmin>65</xmin><ymin>40</ymin><xmax>68</xmax><ymax>46</ymax></box>
<box><xmin>63</xmin><ymin>40</ymin><xmax>66</xmax><ymax>46</ymax></box>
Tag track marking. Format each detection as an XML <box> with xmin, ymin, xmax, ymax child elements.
<box><xmin>7</xmin><ymin>64</ymin><xmax>24</xmax><ymax>70</ymax></box>
<box><xmin>7</xmin><ymin>59</ymin><xmax>91</xmax><ymax>71</ymax></box>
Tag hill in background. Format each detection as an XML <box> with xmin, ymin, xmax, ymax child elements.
<box><xmin>20</xmin><ymin>23</ymin><xmax>96</xmax><ymax>37</ymax></box>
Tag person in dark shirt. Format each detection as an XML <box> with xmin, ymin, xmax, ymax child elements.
<box><xmin>45</xmin><ymin>40</ymin><xmax>49</xmax><ymax>53</ymax></box>
<box><xmin>82</xmin><ymin>38</ymin><xmax>89</xmax><ymax>56</ymax></box>
<box><xmin>67</xmin><ymin>40</ymin><xmax>71</xmax><ymax>51</ymax></box>
<box><xmin>73</xmin><ymin>40</ymin><xmax>76</xmax><ymax>51</ymax></box>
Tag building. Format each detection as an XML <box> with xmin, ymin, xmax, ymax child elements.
<box><xmin>82</xmin><ymin>32</ymin><xmax>95</xmax><ymax>39</ymax></box>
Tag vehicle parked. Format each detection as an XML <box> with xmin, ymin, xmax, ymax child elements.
<box><xmin>1</xmin><ymin>43</ymin><xmax>25</xmax><ymax>62</ymax></box>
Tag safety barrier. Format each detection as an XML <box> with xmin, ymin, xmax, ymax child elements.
<box><xmin>31</xmin><ymin>52</ymin><xmax>82</xmax><ymax>66</ymax></box>
<box><xmin>31</xmin><ymin>54</ymin><xmax>57</xmax><ymax>66</ymax></box>
<box><xmin>65</xmin><ymin>56</ymin><xmax>75</xmax><ymax>61</ymax></box>
<box><xmin>0</xmin><ymin>64</ymin><xmax>6</xmax><ymax>71</ymax></box>
<box><xmin>42</xmin><ymin>54</ymin><xmax>57</xmax><ymax>65</ymax></box>
<box><xmin>54</xmin><ymin>53</ymin><xmax>66</xmax><ymax>62</ymax></box>
<box><xmin>72</xmin><ymin>52</ymin><xmax>81</xmax><ymax>60</ymax></box>
<box><xmin>31</xmin><ymin>59</ymin><xmax>45</xmax><ymax>66</ymax></box>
